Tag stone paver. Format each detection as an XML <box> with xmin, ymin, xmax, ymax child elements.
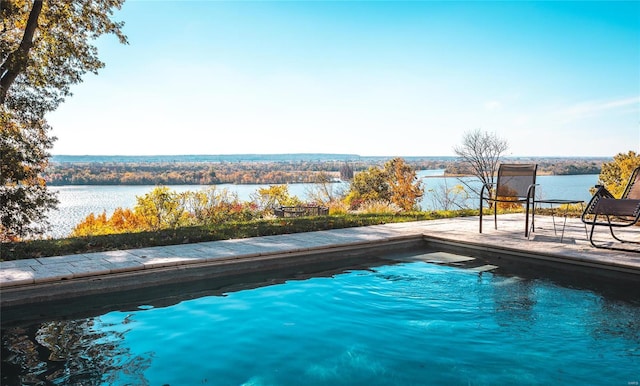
<box><xmin>1</xmin><ymin>214</ymin><xmax>639</xmax><ymax>291</ymax></box>
<box><xmin>0</xmin><ymin>268</ymin><xmax>34</xmax><ymax>286</ymax></box>
<box><xmin>30</xmin><ymin>263</ymin><xmax>75</xmax><ymax>283</ymax></box>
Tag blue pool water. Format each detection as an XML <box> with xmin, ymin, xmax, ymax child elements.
<box><xmin>2</xmin><ymin>260</ymin><xmax>639</xmax><ymax>385</ymax></box>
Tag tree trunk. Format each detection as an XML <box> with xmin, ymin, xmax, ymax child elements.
<box><xmin>0</xmin><ymin>0</ymin><xmax>43</xmax><ymax>105</ymax></box>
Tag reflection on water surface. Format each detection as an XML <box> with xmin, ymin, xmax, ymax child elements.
<box><xmin>2</xmin><ymin>257</ymin><xmax>639</xmax><ymax>386</ymax></box>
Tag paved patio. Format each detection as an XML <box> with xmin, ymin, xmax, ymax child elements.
<box><xmin>415</xmin><ymin>213</ymin><xmax>640</xmax><ymax>273</ymax></box>
<box><xmin>1</xmin><ymin>214</ymin><xmax>639</xmax><ymax>306</ymax></box>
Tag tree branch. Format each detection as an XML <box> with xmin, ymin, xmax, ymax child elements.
<box><xmin>0</xmin><ymin>0</ymin><xmax>43</xmax><ymax>105</ymax></box>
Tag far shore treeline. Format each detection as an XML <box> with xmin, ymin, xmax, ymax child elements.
<box><xmin>45</xmin><ymin>154</ymin><xmax>607</xmax><ymax>186</ymax></box>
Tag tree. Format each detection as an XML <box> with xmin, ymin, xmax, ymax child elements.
<box><xmin>427</xmin><ymin>178</ymin><xmax>469</xmax><ymax>211</ymax></box>
<box><xmin>346</xmin><ymin>165</ymin><xmax>390</xmax><ymax>209</ymax></box>
<box><xmin>134</xmin><ymin>186</ymin><xmax>189</xmax><ymax>231</ymax></box>
<box><xmin>184</xmin><ymin>187</ymin><xmax>256</xmax><ymax>224</ymax></box>
<box><xmin>71</xmin><ymin>208</ymin><xmax>143</xmax><ymax>236</ymax></box>
<box><xmin>305</xmin><ymin>171</ymin><xmax>344</xmax><ymax>206</ymax></box>
<box><xmin>385</xmin><ymin>157</ymin><xmax>424</xmax><ymax>211</ymax></box>
<box><xmin>453</xmin><ymin>128</ymin><xmax>509</xmax><ymax>200</ymax></box>
<box><xmin>345</xmin><ymin>157</ymin><xmax>424</xmax><ymax>211</ymax></box>
<box><xmin>596</xmin><ymin>151</ymin><xmax>640</xmax><ymax>198</ymax></box>
<box><xmin>1</xmin><ymin>0</ymin><xmax>127</xmax><ymax>240</ymax></box>
<box><xmin>1</xmin><ymin>111</ymin><xmax>58</xmax><ymax>240</ymax></box>
<box><xmin>339</xmin><ymin>162</ymin><xmax>354</xmax><ymax>181</ymax></box>
<box><xmin>250</xmin><ymin>185</ymin><xmax>303</xmax><ymax>213</ymax></box>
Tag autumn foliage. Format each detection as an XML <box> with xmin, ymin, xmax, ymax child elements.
<box><xmin>596</xmin><ymin>151</ymin><xmax>640</xmax><ymax>198</ymax></box>
<box><xmin>345</xmin><ymin>158</ymin><xmax>424</xmax><ymax>211</ymax></box>
<box><xmin>72</xmin><ymin>186</ymin><xmax>259</xmax><ymax>236</ymax></box>
<box><xmin>71</xmin><ymin>160</ymin><xmax>426</xmax><ymax>237</ymax></box>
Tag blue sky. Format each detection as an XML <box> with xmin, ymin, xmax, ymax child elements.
<box><xmin>47</xmin><ymin>0</ymin><xmax>639</xmax><ymax>157</ymax></box>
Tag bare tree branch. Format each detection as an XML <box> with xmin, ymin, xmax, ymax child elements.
<box><xmin>453</xmin><ymin>128</ymin><xmax>509</xmax><ymax>201</ymax></box>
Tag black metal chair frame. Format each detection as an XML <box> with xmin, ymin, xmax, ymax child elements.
<box><xmin>581</xmin><ymin>166</ymin><xmax>640</xmax><ymax>252</ymax></box>
<box><xmin>479</xmin><ymin>163</ymin><xmax>538</xmax><ymax>237</ymax></box>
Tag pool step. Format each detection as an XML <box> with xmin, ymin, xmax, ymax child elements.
<box><xmin>411</xmin><ymin>251</ymin><xmax>476</xmax><ymax>264</ymax></box>
<box><xmin>466</xmin><ymin>264</ymin><xmax>499</xmax><ymax>273</ymax></box>
<box><xmin>389</xmin><ymin>251</ymin><xmax>499</xmax><ymax>273</ymax></box>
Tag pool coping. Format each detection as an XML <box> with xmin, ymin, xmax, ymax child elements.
<box><xmin>1</xmin><ymin>214</ymin><xmax>639</xmax><ymax>308</ymax></box>
<box><xmin>422</xmin><ymin>235</ymin><xmax>640</xmax><ymax>277</ymax></box>
<box><xmin>0</xmin><ymin>235</ymin><xmax>427</xmax><ymax>308</ymax></box>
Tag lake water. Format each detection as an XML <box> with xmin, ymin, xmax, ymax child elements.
<box><xmin>46</xmin><ymin>172</ymin><xmax>599</xmax><ymax>238</ymax></box>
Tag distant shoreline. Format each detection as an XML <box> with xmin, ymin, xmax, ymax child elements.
<box><xmin>45</xmin><ymin>155</ymin><xmax>605</xmax><ymax>186</ymax></box>
<box><xmin>50</xmin><ymin>154</ymin><xmax>611</xmax><ymax>164</ymax></box>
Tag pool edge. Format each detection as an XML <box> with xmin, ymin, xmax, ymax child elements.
<box><xmin>0</xmin><ymin>236</ymin><xmax>426</xmax><ymax>309</ymax></box>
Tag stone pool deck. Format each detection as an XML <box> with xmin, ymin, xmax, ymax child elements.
<box><xmin>1</xmin><ymin>214</ymin><xmax>639</xmax><ymax>306</ymax></box>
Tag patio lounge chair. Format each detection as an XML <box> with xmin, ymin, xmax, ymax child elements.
<box><xmin>581</xmin><ymin>166</ymin><xmax>640</xmax><ymax>252</ymax></box>
<box><xmin>479</xmin><ymin>163</ymin><xmax>537</xmax><ymax>237</ymax></box>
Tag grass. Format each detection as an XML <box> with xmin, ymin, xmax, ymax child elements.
<box><xmin>1</xmin><ymin>206</ymin><xmax>585</xmax><ymax>261</ymax></box>
<box><xmin>1</xmin><ymin>210</ymin><xmax>477</xmax><ymax>261</ymax></box>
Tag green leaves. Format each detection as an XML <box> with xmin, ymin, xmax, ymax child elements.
<box><xmin>1</xmin><ymin>0</ymin><xmax>127</xmax><ymax>240</ymax></box>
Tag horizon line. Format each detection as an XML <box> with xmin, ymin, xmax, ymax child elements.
<box><xmin>51</xmin><ymin>153</ymin><xmax>613</xmax><ymax>159</ymax></box>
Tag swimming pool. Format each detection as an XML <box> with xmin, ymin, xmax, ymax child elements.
<box><xmin>2</xmin><ymin>254</ymin><xmax>639</xmax><ymax>385</ymax></box>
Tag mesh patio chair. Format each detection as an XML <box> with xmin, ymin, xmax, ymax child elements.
<box><xmin>581</xmin><ymin>166</ymin><xmax>640</xmax><ymax>252</ymax></box>
<box><xmin>479</xmin><ymin>163</ymin><xmax>538</xmax><ymax>237</ymax></box>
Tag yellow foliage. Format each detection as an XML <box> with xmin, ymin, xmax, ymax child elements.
<box><xmin>252</xmin><ymin>185</ymin><xmax>302</xmax><ymax>209</ymax></box>
<box><xmin>328</xmin><ymin>201</ymin><xmax>349</xmax><ymax>215</ymax></box>
<box><xmin>357</xmin><ymin>200</ymin><xmax>402</xmax><ymax>214</ymax></box>
<box><xmin>495</xmin><ymin>196</ymin><xmax>523</xmax><ymax>210</ymax></box>
<box><xmin>71</xmin><ymin>208</ymin><xmax>145</xmax><ymax>236</ymax></box>
<box><xmin>598</xmin><ymin>151</ymin><xmax>640</xmax><ymax>198</ymax></box>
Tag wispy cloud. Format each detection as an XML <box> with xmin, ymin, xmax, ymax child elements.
<box><xmin>558</xmin><ymin>96</ymin><xmax>640</xmax><ymax>122</ymax></box>
<box><xmin>484</xmin><ymin>100</ymin><xmax>502</xmax><ymax>111</ymax></box>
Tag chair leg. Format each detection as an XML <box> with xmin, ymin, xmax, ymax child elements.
<box><xmin>606</xmin><ymin>215</ymin><xmax>625</xmax><ymax>242</ymax></box>
<box><xmin>597</xmin><ymin>214</ymin><xmax>640</xmax><ymax>244</ymax></box>
<box><xmin>588</xmin><ymin>217</ymin><xmax>599</xmax><ymax>248</ymax></box>
<box><xmin>525</xmin><ymin>202</ymin><xmax>530</xmax><ymax>238</ymax></box>
<box><xmin>587</xmin><ymin>214</ymin><xmax>640</xmax><ymax>252</ymax></box>
<box><xmin>609</xmin><ymin>226</ymin><xmax>640</xmax><ymax>245</ymax></box>
<box><xmin>479</xmin><ymin>200</ymin><xmax>483</xmax><ymax>233</ymax></box>
<box><xmin>531</xmin><ymin>203</ymin><xmax>535</xmax><ymax>233</ymax></box>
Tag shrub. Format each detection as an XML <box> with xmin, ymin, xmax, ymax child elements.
<box><xmin>356</xmin><ymin>200</ymin><xmax>402</xmax><ymax>214</ymax></box>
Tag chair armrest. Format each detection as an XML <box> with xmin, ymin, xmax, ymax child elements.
<box><xmin>480</xmin><ymin>182</ymin><xmax>495</xmax><ymax>198</ymax></box>
<box><xmin>582</xmin><ymin>185</ymin><xmax>616</xmax><ymax>218</ymax></box>
<box><xmin>526</xmin><ymin>183</ymin><xmax>539</xmax><ymax>201</ymax></box>
<box><xmin>592</xmin><ymin>185</ymin><xmax>615</xmax><ymax>199</ymax></box>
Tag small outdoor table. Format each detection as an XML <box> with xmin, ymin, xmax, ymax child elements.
<box><xmin>530</xmin><ymin>199</ymin><xmax>587</xmax><ymax>242</ymax></box>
